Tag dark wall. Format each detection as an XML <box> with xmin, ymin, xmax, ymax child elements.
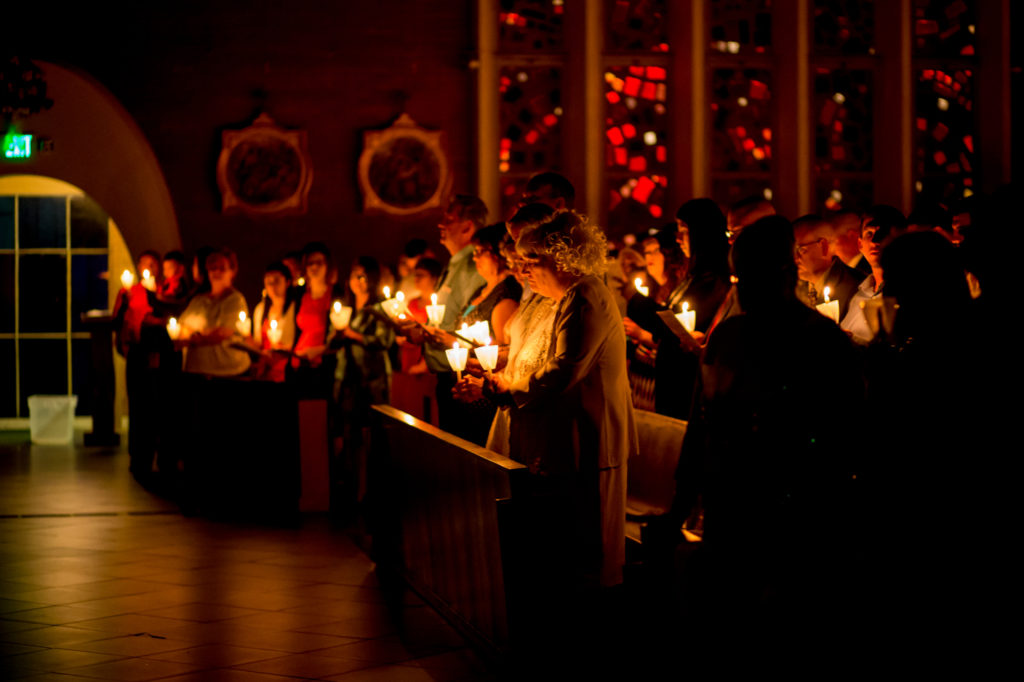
<box><xmin>12</xmin><ymin>0</ymin><xmax>477</xmax><ymax>298</ymax></box>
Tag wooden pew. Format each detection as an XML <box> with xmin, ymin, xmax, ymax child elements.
<box><xmin>627</xmin><ymin>409</ymin><xmax>693</xmax><ymax>546</ymax></box>
<box><xmin>368</xmin><ymin>405</ymin><xmax>528</xmax><ymax>660</ymax></box>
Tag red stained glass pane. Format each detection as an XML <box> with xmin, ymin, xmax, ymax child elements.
<box><xmin>709</xmin><ymin>0</ymin><xmax>772</xmax><ymax>54</ymax></box>
<box><xmin>914</xmin><ymin>67</ymin><xmax>975</xmax><ymax>205</ymax></box>
<box><xmin>605</xmin><ymin>65</ymin><xmax>668</xmax><ymax>175</ymax></box>
<box><xmin>711</xmin><ymin>69</ymin><xmax>773</xmax><ymax>172</ymax></box>
<box><xmin>499</xmin><ymin>0</ymin><xmax>565</xmax><ymax>52</ymax></box>
<box><xmin>813</xmin><ymin>68</ymin><xmax>873</xmax><ymax>173</ymax></box>
<box><xmin>606</xmin><ymin>0</ymin><xmax>670</xmax><ymax>52</ymax></box>
<box><xmin>814</xmin><ymin>0</ymin><xmax>876</xmax><ymax>55</ymax></box>
<box><xmin>499</xmin><ymin>66</ymin><xmax>563</xmax><ymax>176</ymax></box>
<box><xmin>607</xmin><ymin>176</ymin><xmax>669</xmax><ymax>237</ymax></box>
<box><xmin>912</xmin><ymin>0</ymin><xmax>977</xmax><ymax>58</ymax></box>
<box><xmin>815</xmin><ymin>178</ymin><xmax>875</xmax><ymax>215</ymax></box>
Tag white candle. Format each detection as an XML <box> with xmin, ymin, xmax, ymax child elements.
<box><xmin>426</xmin><ymin>292</ymin><xmax>445</xmax><ymax>326</ymax></box>
<box><xmin>141</xmin><ymin>269</ymin><xmax>156</xmax><ymax>292</ymax></box>
<box><xmin>635</xmin><ymin>277</ymin><xmax>649</xmax><ymax>297</ymax></box>
<box><xmin>166</xmin><ymin>317</ymin><xmax>180</xmax><ymax>340</ymax></box>
<box><xmin>120</xmin><ymin>269</ymin><xmax>134</xmax><ymax>289</ymax></box>
<box><xmin>474</xmin><ymin>338</ymin><xmax>499</xmax><ymax>373</ymax></box>
<box><xmin>816</xmin><ymin>286</ymin><xmax>840</xmax><ymax>323</ymax></box>
<box><xmin>675</xmin><ymin>301</ymin><xmax>696</xmax><ymax>333</ymax></box>
<box><xmin>445</xmin><ymin>342</ymin><xmax>469</xmax><ymax>381</ymax></box>
<box><xmin>266</xmin><ymin>318</ymin><xmax>283</xmax><ymax>345</ymax></box>
<box><xmin>330</xmin><ymin>300</ymin><xmax>353</xmax><ymax>329</ymax></box>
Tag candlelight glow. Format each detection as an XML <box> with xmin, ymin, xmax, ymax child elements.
<box><xmin>238</xmin><ymin>311</ymin><xmax>246</xmax><ymax>322</ymax></box>
<box><xmin>383</xmin><ymin>286</ymin><xmax>391</xmax><ymax>299</ymax></box>
<box><xmin>396</xmin><ymin>291</ymin><xmax>404</xmax><ymax>302</ymax></box>
<box><xmin>270</xmin><ymin>319</ymin><xmax>278</xmax><ymax>330</ymax></box>
<box><xmin>823</xmin><ymin>286</ymin><xmax>831</xmax><ymax>303</ymax></box>
<box><xmin>142</xmin><ymin>269</ymin><xmax>151</xmax><ymax>280</ymax></box>
<box><xmin>334</xmin><ymin>300</ymin><xmax>342</xmax><ymax>313</ymax></box>
<box><xmin>120</xmin><ymin>269</ymin><xmax>134</xmax><ymax>288</ymax></box>
<box><xmin>431</xmin><ymin>293</ymin><xmax>438</xmax><ymax>306</ymax></box>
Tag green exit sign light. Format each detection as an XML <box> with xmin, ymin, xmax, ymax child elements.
<box><xmin>4</xmin><ymin>133</ymin><xmax>33</xmax><ymax>159</ymax></box>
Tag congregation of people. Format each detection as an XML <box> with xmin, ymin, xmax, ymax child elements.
<box><xmin>114</xmin><ymin>171</ymin><xmax>1015</xmax><ymax>666</ymax></box>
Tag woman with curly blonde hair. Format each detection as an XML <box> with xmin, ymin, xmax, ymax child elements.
<box><xmin>486</xmin><ymin>209</ymin><xmax>637</xmax><ymax>589</ymax></box>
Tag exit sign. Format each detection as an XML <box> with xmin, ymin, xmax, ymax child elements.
<box><xmin>4</xmin><ymin>133</ymin><xmax>33</xmax><ymax>159</ymax></box>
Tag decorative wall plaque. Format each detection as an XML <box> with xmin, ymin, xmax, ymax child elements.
<box><xmin>358</xmin><ymin>113</ymin><xmax>450</xmax><ymax>215</ymax></box>
<box><xmin>217</xmin><ymin>113</ymin><xmax>312</xmax><ymax>216</ymax></box>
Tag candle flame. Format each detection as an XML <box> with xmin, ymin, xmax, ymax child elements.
<box><xmin>453</xmin><ymin>342</ymin><xmax>460</xmax><ymax>350</ymax></box>
<box><xmin>383</xmin><ymin>286</ymin><xmax>391</xmax><ymax>299</ymax></box>
<box><xmin>168</xmin><ymin>317</ymin><xmax>178</xmax><ymax>328</ymax></box>
<box><xmin>398</xmin><ymin>313</ymin><xmax>406</xmax><ymax>320</ymax></box>
<box><xmin>142</xmin><ymin>269</ymin><xmax>151</xmax><ymax>280</ymax></box>
<box><xmin>396</xmin><ymin>291</ymin><xmax>404</xmax><ymax>302</ymax></box>
<box><xmin>461</xmin><ymin>322</ymin><xmax>468</xmax><ymax>330</ymax></box>
<box><xmin>823</xmin><ymin>286</ymin><xmax>831</xmax><ymax>303</ymax></box>
<box><xmin>682</xmin><ymin>301</ymin><xmax>690</xmax><ymax>313</ymax></box>
<box><xmin>431</xmin><ymin>293</ymin><xmax>438</xmax><ymax>305</ymax></box>
<box><xmin>238</xmin><ymin>311</ymin><xmax>246</xmax><ymax>322</ymax></box>
<box><xmin>333</xmin><ymin>300</ymin><xmax>342</xmax><ymax>313</ymax></box>
<box><xmin>634</xmin><ymin>277</ymin><xmax>643</xmax><ymax>289</ymax></box>
<box><xmin>484</xmin><ymin>337</ymin><xmax>492</xmax><ymax>346</ymax></box>
<box><xmin>297</xmin><ymin>277</ymin><xmax>306</xmax><ymax>287</ymax></box>
<box><xmin>270</xmin><ymin>319</ymin><xmax>278</xmax><ymax>330</ymax></box>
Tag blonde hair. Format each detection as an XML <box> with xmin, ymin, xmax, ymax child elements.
<box><xmin>517</xmin><ymin>210</ymin><xmax>608</xmax><ymax>277</ymax></box>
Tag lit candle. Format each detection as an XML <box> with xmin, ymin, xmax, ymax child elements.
<box><xmin>675</xmin><ymin>301</ymin><xmax>696</xmax><ymax>333</ymax></box>
<box><xmin>816</xmin><ymin>286</ymin><xmax>840</xmax><ymax>323</ymax></box>
<box><xmin>141</xmin><ymin>268</ymin><xmax>156</xmax><ymax>292</ymax></box>
<box><xmin>120</xmin><ymin>269</ymin><xmax>134</xmax><ymax>289</ymax></box>
<box><xmin>635</xmin><ymin>277</ymin><xmax>649</xmax><ymax>297</ymax></box>
<box><xmin>426</xmin><ymin>292</ymin><xmax>445</xmax><ymax>326</ymax></box>
<box><xmin>266</xmin><ymin>318</ymin><xmax>283</xmax><ymax>345</ymax></box>
<box><xmin>297</xmin><ymin>276</ymin><xmax>306</xmax><ymax>287</ymax></box>
<box><xmin>474</xmin><ymin>337</ymin><xmax>499</xmax><ymax>374</ymax></box>
<box><xmin>381</xmin><ymin>286</ymin><xmax>406</xmax><ymax>319</ymax></box>
<box><xmin>236</xmin><ymin>310</ymin><xmax>250</xmax><ymax>336</ymax></box>
<box><xmin>330</xmin><ymin>300</ymin><xmax>353</xmax><ymax>329</ymax></box>
<box><xmin>383</xmin><ymin>286</ymin><xmax>391</xmax><ymax>299</ymax></box>
<box><xmin>445</xmin><ymin>342</ymin><xmax>469</xmax><ymax>381</ymax></box>
<box><xmin>166</xmin><ymin>317</ymin><xmax>180</xmax><ymax>340</ymax></box>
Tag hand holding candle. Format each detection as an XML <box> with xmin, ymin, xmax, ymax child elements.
<box><xmin>675</xmin><ymin>301</ymin><xmax>696</xmax><ymax>333</ymax></box>
<box><xmin>141</xmin><ymin>268</ymin><xmax>156</xmax><ymax>292</ymax></box>
<box><xmin>266</xmin><ymin>318</ymin><xmax>283</xmax><ymax>346</ymax></box>
<box><xmin>236</xmin><ymin>310</ymin><xmax>250</xmax><ymax>336</ymax></box>
<box><xmin>474</xmin><ymin>337</ymin><xmax>499</xmax><ymax>374</ymax></box>
<box><xmin>445</xmin><ymin>342</ymin><xmax>469</xmax><ymax>381</ymax></box>
<box><xmin>330</xmin><ymin>300</ymin><xmax>353</xmax><ymax>329</ymax></box>
<box><xmin>166</xmin><ymin>317</ymin><xmax>180</xmax><ymax>340</ymax></box>
<box><xmin>426</xmin><ymin>292</ymin><xmax>445</xmax><ymax>326</ymax></box>
<box><xmin>816</xmin><ymin>286</ymin><xmax>840</xmax><ymax>323</ymax></box>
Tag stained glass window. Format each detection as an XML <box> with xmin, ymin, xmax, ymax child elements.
<box><xmin>608</xmin><ymin>175</ymin><xmax>669</xmax><ymax>237</ymax></box>
<box><xmin>499</xmin><ymin>66</ymin><xmax>564</xmax><ymax>218</ymax></box>
<box><xmin>912</xmin><ymin>0</ymin><xmax>977</xmax><ymax>58</ymax></box>
<box><xmin>914</xmin><ymin>67</ymin><xmax>975</xmax><ymax>205</ymax></box>
<box><xmin>813</xmin><ymin>68</ymin><xmax>873</xmax><ymax>173</ymax></box>
<box><xmin>499</xmin><ymin>0</ymin><xmax>565</xmax><ymax>52</ymax></box>
<box><xmin>606</xmin><ymin>0</ymin><xmax>670</xmax><ymax>52</ymax></box>
<box><xmin>710</xmin><ymin>69</ymin><xmax>772</xmax><ymax>173</ymax></box>
<box><xmin>712</xmin><ymin>179</ymin><xmax>774</xmax><ymax>213</ymax></box>
<box><xmin>813</xmin><ymin>0</ymin><xmax>876</xmax><ymax>55</ymax></box>
<box><xmin>605</xmin><ymin>66</ymin><xmax>668</xmax><ymax>175</ymax></box>
<box><xmin>709</xmin><ymin>0</ymin><xmax>772</xmax><ymax>55</ymax></box>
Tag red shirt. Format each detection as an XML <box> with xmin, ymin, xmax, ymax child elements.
<box><xmin>293</xmin><ymin>291</ymin><xmax>330</xmax><ymax>367</ymax></box>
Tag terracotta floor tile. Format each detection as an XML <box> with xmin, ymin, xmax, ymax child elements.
<box><xmin>61</xmin><ymin>656</ymin><xmax>201</xmax><ymax>681</ymax></box>
<box><xmin>0</xmin><ymin>625</ymin><xmax>106</xmax><ymax>648</ymax></box>
<box><xmin>235</xmin><ymin>652</ymin><xmax>376</xmax><ymax>678</ymax></box>
<box><xmin>145</xmin><ymin>643</ymin><xmax>282</xmax><ymax>667</ymax></box>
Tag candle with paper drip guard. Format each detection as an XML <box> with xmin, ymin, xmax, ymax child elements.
<box><xmin>140</xmin><ymin>268</ymin><xmax>156</xmax><ymax>292</ymax></box>
<box><xmin>235</xmin><ymin>311</ymin><xmax>250</xmax><ymax>336</ymax></box>
<box><xmin>675</xmin><ymin>301</ymin><xmax>696</xmax><ymax>333</ymax></box>
<box><xmin>445</xmin><ymin>342</ymin><xmax>469</xmax><ymax>381</ymax></box>
<box><xmin>816</xmin><ymin>286</ymin><xmax>840</xmax><ymax>323</ymax></box>
<box><xmin>634</xmin><ymin>277</ymin><xmax>649</xmax><ymax>297</ymax></box>
<box><xmin>330</xmin><ymin>300</ymin><xmax>353</xmax><ymax>329</ymax></box>
<box><xmin>266</xmin><ymin>318</ymin><xmax>283</xmax><ymax>346</ymax></box>
<box><xmin>426</xmin><ymin>292</ymin><xmax>445</xmax><ymax>326</ymax></box>
<box><xmin>474</xmin><ymin>337</ymin><xmax>499</xmax><ymax>375</ymax></box>
<box><xmin>380</xmin><ymin>287</ymin><xmax>408</xmax><ymax>319</ymax></box>
<box><xmin>459</xmin><ymin>320</ymin><xmax>491</xmax><ymax>346</ymax></box>
<box><xmin>120</xmin><ymin>269</ymin><xmax>134</xmax><ymax>289</ymax></box>
<box><xmin>166</xmin><ymin>317</ymin><xmax>180</xmax><ymax>340</ymax></box>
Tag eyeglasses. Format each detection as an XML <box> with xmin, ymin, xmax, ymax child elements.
<box><xmin>795</xmin><ymin>238</ymin><xmax>824</xmax><ymax>256</ymax></box>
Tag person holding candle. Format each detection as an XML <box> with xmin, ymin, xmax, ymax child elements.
<box><xmin>399</xmin><ymin>257</ymin><xmax>441</xmax><ymax>375</ymax></box>
<box><xmin>175</xmin><ymin>247</ymin><xmax>251</xmax><ymax>377</ymax></box>
<box><xmin>333</xmin><ymin>257</ymin><xmax>396</xmax><ymax>516</ymax></box>
<box><xmin>486</xmin><ymin>209</ymin><xmax>637</xmax><ymax>590</ymax></box>
<box><xmin>291</xmin><ymin>242</ymin><xmax>345</xmax><ymax>397</ymax></box>
<box><xmin>250</xmin><ymin>261</ymin><xmax>297</xmax><ymax>383</ymax></box>
<box><xmin>793</xmin><ymin>215</ymin><xmax>862</xmax><ymax>323</ymax></box>
<box><xmin>839</xmin><ymin>205</ymin><xmax>908</xmax><ymax>344</ymax></box>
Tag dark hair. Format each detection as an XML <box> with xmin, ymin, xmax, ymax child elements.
<box><xmin>414</xmin><ymin>256</ymin><xmax>443</xmax><ymax>281</ymax></box>
<box><xmin>677</xmin><ymin>198</ymin><xmax>730</xmax><ymax>279</ymax></box>
<box><xmin>508</xmin><ymin>202</ymin><xmax>557</xmax><ymax>231</ymax></box>
<box><xmin>163</xmin><ymin>250</ymin><xmax>186</xmax><ymax>265</ymax></box>
<box><xmin>730</xmin><ymin>215</ymin><xmax>797</xmax><ymax>314</ymax></box>
<box><xmin>862</xmin><ymin>205</ymin><xmax>907</xmax><ymax>232</ymax></box>
<box><xmin>472</xmin><ymin>222</ymin><xmax>509</xmax><ymax>258</ymax></box>
<box><xmin>260</xmin><ymin>261</ymin><xmax>296</xmax><ymax>318</ymax></box>
<box><xmin>302</xmin><ymin>241</ymin><xmax>332</xmax><ymax>266</ymax></box>
<box><xmin>646</xmin><ymin>225</ymin><xmax>686</xmax><ymax>268</ymax></box>
<box><xmin>403</xmin><ymin>238</ymin><xmax>429</xmax><ymax>259</ymax></box>
<box><xmin>524</xmin><ymin>172</ymin><xmax>576</xmax><ymax>208</ymax></box>
<box><xmin>138</xmin><ymin>249</ymin><xmax>161</xmax><ymax>264</ymax></box>
<box><xmin>349</xmin><ymin>256</ymin><xmax>383</xmax><ymax>304</ymax></box>
<box><xmin>264</xmin><ymin>261</ymin><xmax>292</xmax><ymax>283</ymax></box>
<box><xmin>907</xmin><ymin>204</ymin><xmax>952</xmax><ymax>232</ymax></box>
<box><xmin>205</xmin><ymin>246</ymin><xmax>238</xmax><ymax>272</ymax></box>
<box><xmin>446</xmin><ymin>195</ymin><xmax>489</xmax><ymax>231</ymax></box>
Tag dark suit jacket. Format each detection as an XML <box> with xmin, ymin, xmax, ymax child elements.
<box><xmin>796</xmin><ymin>257</ymin><xmax>863</xmax><ymax>322</ymax></box>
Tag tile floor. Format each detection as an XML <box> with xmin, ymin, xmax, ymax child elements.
<box><xmin>0</xmin><ymin>433</ymin><xmax>494</xmax><ymax>681</ymax></box>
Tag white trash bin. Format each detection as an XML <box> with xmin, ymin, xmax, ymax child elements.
<box><xmin>28</xmin><ymin>395</ymin><xmax>79</xmax><ymax>445</ymax></box>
